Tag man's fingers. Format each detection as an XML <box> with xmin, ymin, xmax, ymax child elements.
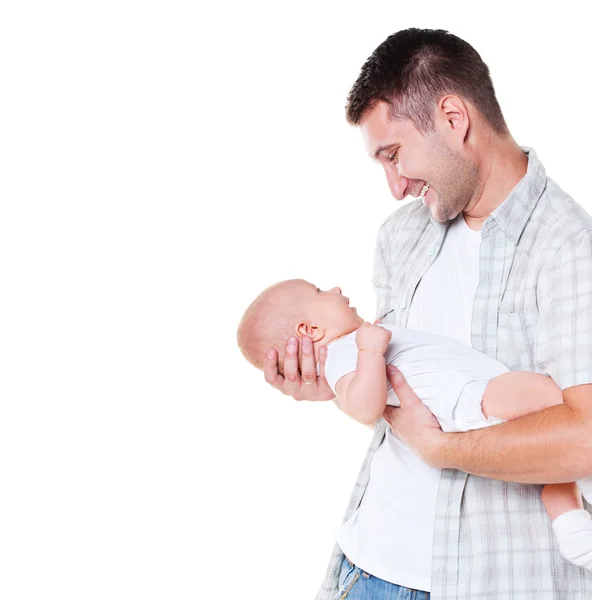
<box><xmin>386</xmin><ymin>365</ymin><xmax>419</xmax><ymax>406</ymax></box>
<box><xmin>317</xmin><ymin>345</ymin><xmax>328</xmax><ymax>381</ymax></box>
<box><xmin>263</xmin><ymin>339</ymin><xmax>335</xmax><ymax>402</ymax></box>
<box><xmin>282</xmin><ymin>337</ymin><xmax>302</xmax><ymax>394</ymax></box>
<box><xmin>386</xmin><ymin>364</ymin><xmax>404</xmax><ymax>386</ymax></box>
<box><xmin>300</xmin><ymin>335</ymin><xmax>317</xmax><ymax>384</ymax></box>
<box><xmin>263</xmin><ymin>349</ymin><xmax>285</xmax><ymax>391</ymax></box>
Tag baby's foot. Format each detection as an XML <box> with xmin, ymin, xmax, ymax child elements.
<box><xmin>552</xmin><ymin>508</ymin><xmax>592</xmax><ymax>570</ymax></box>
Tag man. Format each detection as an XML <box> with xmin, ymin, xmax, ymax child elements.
<box><xmin>264</xmin><ymin>29</ymin><xmax>592</xmax><ymax>599</ymax></box>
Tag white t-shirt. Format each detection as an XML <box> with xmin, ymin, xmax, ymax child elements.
<box><xmin>333</xmin><ymin>214</ymin><xmax>487</xmax><ymax>591</ymax></box>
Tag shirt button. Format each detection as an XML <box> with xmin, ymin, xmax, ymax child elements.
<box><xmin>427</xmin><ymin>247</ymin><xmax>435</xmax><ymax>256</ymax></box>
<box><xmin>399</xmin><ymin>300</ymin><xmax>407</xmax><ymax>309</ymax></box>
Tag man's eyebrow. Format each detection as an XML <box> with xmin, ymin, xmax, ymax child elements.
<box><xmin>373</xmin><ymin>143</ymin><xmax>399</xmax><ymax>160</ymax></box>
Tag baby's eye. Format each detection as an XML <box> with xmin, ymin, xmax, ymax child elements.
<box><xmin>388</xmin><ymin>150</ymin><xmax>398</xmax><ymax>164</ymax></box>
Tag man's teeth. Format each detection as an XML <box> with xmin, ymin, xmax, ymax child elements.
<box><xmin>419</xmin><ymin>183</ymin><xmax>430</xmax><ymax>199</ymax></box>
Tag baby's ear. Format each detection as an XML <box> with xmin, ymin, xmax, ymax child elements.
<box><xmin>295</xmin><ymin>322</ymin><xmax>325</xmax><ymax>342</ymax></box>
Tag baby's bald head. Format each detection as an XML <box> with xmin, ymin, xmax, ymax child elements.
<box><xmin>237</xmin><ymin>279</ymin><xmax>311</xmax><ymax>375</ymax></box>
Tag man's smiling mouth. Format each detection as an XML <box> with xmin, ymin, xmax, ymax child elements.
<box><xmin>418</xmin><ymin>183</ymin><xmax>430</xmax><ymax>199</ymax></box>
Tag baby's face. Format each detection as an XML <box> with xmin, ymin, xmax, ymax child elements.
<box><xmin>292</xmin><ymin>280</ymin><xmax>364</xmax><ymax>337</ymax></box>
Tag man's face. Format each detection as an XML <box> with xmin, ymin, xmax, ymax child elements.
<box><xmin>359</xmin><ymin>101</ymin><xmax>479</xmax><ymax>222</ymax></box>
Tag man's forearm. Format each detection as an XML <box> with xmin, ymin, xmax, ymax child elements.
<box><xmin>435</xmin><ymin>403</ymin><xmax>592</xmax><ymax>483</ymax></box>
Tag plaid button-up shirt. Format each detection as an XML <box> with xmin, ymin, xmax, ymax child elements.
<box><xmin>316</xmin><ymin>148</ymin><xmax>592</xmax><ymax>599</ymax></box>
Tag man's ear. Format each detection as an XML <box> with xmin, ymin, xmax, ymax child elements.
<box><xmin>435</xmin><ymin>94</ymin><xmax>470</xmax><ymax>145</ymax></box>
<box><xmin>295</xmin><ymin>322</ymin><xmax>325</xmax><ymax>342</ymax></box>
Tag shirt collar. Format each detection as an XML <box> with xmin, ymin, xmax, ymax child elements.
<box><xmin>482</xmin><ymin>146</ymin><xmax>547</xmax><ymax>244</ymax></box>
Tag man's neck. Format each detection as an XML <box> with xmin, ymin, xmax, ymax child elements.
<box><xmin>463</xmin><ymin>139</ymin><xmax>528</xmax><ymax>231</ymax></box>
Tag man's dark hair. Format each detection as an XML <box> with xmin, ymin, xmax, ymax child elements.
<box><xmin>346</xmin><ymin>28</ymin><xmax>508</xmax><ymax>135</ymax></box>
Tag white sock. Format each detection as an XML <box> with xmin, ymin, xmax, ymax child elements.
<box><xmin>552</xmin><ymin>509</ymin><xmax>592</xmax><ymax>570</ymax></box>
<box><xmin>578</xmin><ymin>478</ymin><xmax>592</xmax><ymax>504</ymax></box>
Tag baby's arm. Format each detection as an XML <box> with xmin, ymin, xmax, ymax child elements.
<box><xmin>334</xmin><ymin>323</ymin><xmax>392</xmax><ymax>425</ymax></box>
<box><xmin>482</xmin><ymin>371</ymin><xmax>564</xmax><ymax>421</ymax></box>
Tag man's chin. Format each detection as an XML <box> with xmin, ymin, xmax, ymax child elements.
<box><xmin>426</xmin><ymin>199</ymin><xmax>450</xmax><ymax>223</ymax></box>
<box><xmin>426</xmin><ymin>203</ymin><xmax>443</xmax><ymax>222</ymax></box>
<box><xmin>431</xmin><ymin>209</ymin><xmax>447</xmax><ymax>223</ymax></box>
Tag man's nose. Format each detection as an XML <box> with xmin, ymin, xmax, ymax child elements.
<box><xmin>385</xmin><ymin>168</ymin><xmax>409</xmax><ymax>200</ymax></box>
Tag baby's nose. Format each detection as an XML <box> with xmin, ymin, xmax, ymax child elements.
<box><xmin>330</xmin><ymin>287</ymin><xmax>342</xmax><ymax>294</ymax></box>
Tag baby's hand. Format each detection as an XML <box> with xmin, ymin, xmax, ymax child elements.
<box><xmin>356</xmin><ymin>322</ymin><xmax>392</xmax><ymax>354</ymax></box>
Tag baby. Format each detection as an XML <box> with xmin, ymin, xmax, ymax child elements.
<box><xmin>237</xmin><ymin>278</ymin><xmax>592</xmax><ymax>571</ymax></box>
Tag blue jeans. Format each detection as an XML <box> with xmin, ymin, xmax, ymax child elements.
<box><xmin>334</xmin><ymin>555</ymin><xmax>430</xmax><ymax>600</ymax></box>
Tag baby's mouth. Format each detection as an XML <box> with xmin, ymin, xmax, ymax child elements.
<box><xmin>418</xmin><ymin>183</ymin><xmax>430</xmax><ymax>199</ymax></box>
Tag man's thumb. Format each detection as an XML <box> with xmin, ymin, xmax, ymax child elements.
<box><xmin>386</xmin><ymin>365</ymin><xmax>417</xmax><ymax>406</ymax></box>
<box><xmin>386</xmin><ymin>364</ymin><xmax>404</xmax><ymax>386</ymax></box>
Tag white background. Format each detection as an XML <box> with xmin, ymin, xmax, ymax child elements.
<box><xmin>0</xmin><ymin>1</ymin><xmax>590</xmax><ymax>599</ymax></box>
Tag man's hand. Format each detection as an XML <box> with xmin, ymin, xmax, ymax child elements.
<box><xmin>356</xmin><ymin>322</ymin><xmax>392</xmax><ymax>354</ymax></box>
<box><xmin>383</xmin><ymin>365</ymin><xmax>446</xmax><ymax>466</ymax></box>
<box><xmin>263</xmin><ymin>335</ymin><xmax>335</xmax><ymax>401</ymax></box>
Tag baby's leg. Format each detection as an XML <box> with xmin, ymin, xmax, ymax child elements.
<box><xmin>482</xmin><ymin>372</ymin><xmax>592</xmax><ymax>569</ymax></box>
<box><xmin>481</xmin><ymin>372</ymin><xmax>591</xmax><ymax>511</ymax></box>
<box><xmin>481</xmin><ymin>371</ymin><xmax>563</xmax><ymax>420</ymax></box>
<box><xmin>545</xmin><ymin>483</ymin><xmax>592</xmax><ymax>569</ymax></box>
<box><xmin>542</xmin><ymin>482</ymin><xmax>584</xmax><ymax>521</ymax></box>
